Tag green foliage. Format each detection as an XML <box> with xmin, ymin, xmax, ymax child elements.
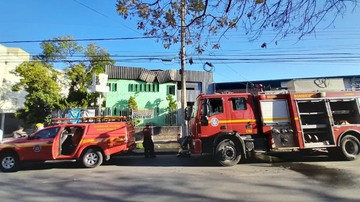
<box><xmin>11</xmin><ymin>60</ymin><xmax>66</xmax><ymax>124</ymax></box>
<box><xmin>165</xmin><ymin>94</ymin><xmax>177</xmax><ymax>126</ymax></box>
<box><xmin>166</xmin><ymin>94</ymin><xmax>177</xmax><ymax>112</ymax></box>
<box><xmin>10</xmin><ymin>35</ymin><xmax>115</xmax><ymax>124</ymax></box>
<box><xmin>116</xmin><ymin>0</ymin><xmax>354</xmax><ymax>52</ymax></box>
<box><xmin>128</xmin><ymin>96</ymin><xmax>138</xmax><ymax>110</ymax></box>
<box><xmin>38</xmin><ymin>36</ymin><xmax>115</xmax><ymax>107</ymax></box>
<box><xmin>38</xmin><ymin>36</ymin><xmax>84</xmax><ymax>64</ymax></box>
<box><xmin>128</xmin><ymin>96</ymin><xmax>140</xmax><ymax>126</ymax></box>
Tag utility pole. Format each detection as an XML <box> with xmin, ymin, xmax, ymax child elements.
<box><xmin>180</xmin><ymin>0</ymin><xmax>187</xmax><ymax>137</ymax></box>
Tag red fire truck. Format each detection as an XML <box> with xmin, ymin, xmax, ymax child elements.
<box><xmin>185</xmin><ymin>89</ymin><xmax>360</xmax><ymax>166</ymax></box>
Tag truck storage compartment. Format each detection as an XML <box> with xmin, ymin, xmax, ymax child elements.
<box><xmin>329</xmin><ymin>99</ymin><xmax>360</xmax><ymax>125</ymax></box>
<box><xmin>296</xmin><ymin>100</ymin><xmax>335</xmax><ymax>146</ymax></box>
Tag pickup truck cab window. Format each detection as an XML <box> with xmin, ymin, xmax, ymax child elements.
<box><xmin>32</xmin><ymin>127</ymin><xmax>61</xmax><ymax>139</ymax></box>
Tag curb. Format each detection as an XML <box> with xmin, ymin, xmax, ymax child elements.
<box><xmin>117</xmin><ymin>150</ymin><xmax>179</xmax><ymax>156</ymax></box>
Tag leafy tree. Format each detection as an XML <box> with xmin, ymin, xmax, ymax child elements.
<box><xmin>128</xmin><ymin>96</ymin><xmax>140</xmax><ymax>126</ymax></box>
<box><xmin>166</xmin><ymin>94</ymin><xmax>177</xmax><ymax>112</ymax></box>
<box><xmin>165</xmin><ymin>94</ymin><xmax>177</xmax><ymax>126</ymax></box>
<box><xmin>38</xmin><ymin>36</ymin><xmax>115</xmax><ymax>107</ymax></box>
<box><xmin>116</xmin><ymin>0</ymin><xmax>356</xmax><ymax>52</ymax></box>
<box><xmin>10</xmin><ymin>60</ymin><xmax>66</xmax><ymax>124</ymax></box>
<box><xmin>128</xmin><ymin>96</ymin><xmax>138</xmax><ymax>110</ymax></box>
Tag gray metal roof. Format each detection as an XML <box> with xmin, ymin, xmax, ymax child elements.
<box><xmin>105</xmin><ymin>65</ymin><xmax>213</xmax><ymax>84</ymax></box>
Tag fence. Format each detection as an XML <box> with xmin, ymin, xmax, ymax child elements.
<box><xmin>51</xmin><ymin>107</ymin><xmax>180</xmax><ymax>127</ymax></box>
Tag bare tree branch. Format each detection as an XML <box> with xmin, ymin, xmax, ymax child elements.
<box><xmin>186</xmin><ymin>0</ymin><xmax>209</xmax><ymax>27</ymax></box>
<box><xmin>116</xmin><ymin>0</ymin><xmax>357</xmax><ymax>53</ymax></box>
<box><xmin>225</xmin><ymin>0</ymin><xmax>232</xmax><ymax>13</ymax></box>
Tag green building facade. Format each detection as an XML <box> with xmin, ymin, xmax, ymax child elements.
<box><xmin>105</xmin><ymin>79</ymin><xmax>178</xmax><ymax>126</ymax></box>
<box><xmin>104</xmin><ymin>66</ymin><xmax>214</xmax><ymax>127</ymax></box>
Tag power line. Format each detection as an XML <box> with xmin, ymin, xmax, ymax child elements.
<box><xmin>0</xmin><ymin>36</ymin><xmax>157</xmax><ymax>44</ymax></box>
<box><xmin>71</xmin><ymin>0</ymin><xmax>180</xmax><ymax>52</ymax></box>
<box><xmin>71</xmin><ymin>0</ymin><xmax>141</xmax><ymax>36</ymax></box>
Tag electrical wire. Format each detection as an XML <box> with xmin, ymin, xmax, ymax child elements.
<box><xmin>72</xmin><ymin>0</ymin><xmax>141</xmax><ymax>36</ymax></box>
<box><xmin>0</xmin><ymin>36</ymin><xmax>157</xmax><ymax>44</ymax></box>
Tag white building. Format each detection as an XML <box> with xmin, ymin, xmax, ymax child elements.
<box><xmin>0</xmin><ymin>44</ymin><xmax>31</xmax><ymax>133</ymax></box>
<box><xmin>56</xmin><ymin>69</ymin><xmax>70</xmax><ymax>98</ymax></box>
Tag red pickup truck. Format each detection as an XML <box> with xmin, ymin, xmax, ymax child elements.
<box><xmin>0</xmin><ymin>117</ymin><xmax>136</xmax><ymax>172</ymax></box>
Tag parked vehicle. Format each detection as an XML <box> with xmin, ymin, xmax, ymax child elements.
<box><xmin>0</xmin><ymin>117</ymin><xmax>136</xmax><ymax>172</ymax></box>
<box><xmin>185</xmin><ymin>88</ymin><xmax>360</xmax><ymax>166</ymax></box>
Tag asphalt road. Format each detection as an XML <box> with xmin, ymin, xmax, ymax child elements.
<box><xmin>0</xmin><ymin>153</ymin><xmax>360</xmax><ymax>202</ymax></box>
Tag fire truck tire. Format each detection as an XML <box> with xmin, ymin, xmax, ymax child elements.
<box><xmin>0</xmin><ymin>151</ymin><xmax>20</xmax><ymax>172</ymax></box>
<box><xmin>216</xmin><ymin>139</ymin><xmax>241</xmax><ymax>167</ymax></box>
<box><xmin>340</xmin><ymin>135</ymin><xmax>360</xmax><ymax>161</ymax></box>
<box><xmin>81</xmin><ymin>148</ymin><xmax>103</xmax><ymax>168</ymax></box>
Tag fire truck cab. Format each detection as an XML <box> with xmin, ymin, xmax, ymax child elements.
<box><xmin>0</xmin><ymin>117</ymin><xmax>136</xmax><ymax>172</ymax></box>
<box><xmin>186</xmin><ymin>90</ymin><xmax>360</xmax><ymax>166</ymax></box>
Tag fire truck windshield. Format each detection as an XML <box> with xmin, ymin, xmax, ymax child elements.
<box><xmin>192</xmin><ymin>98</ymin><xmax>200</xmax><ymax>118</ymax></box>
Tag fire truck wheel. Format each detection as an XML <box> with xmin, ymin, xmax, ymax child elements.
<box><xmin>0</xmin><ymin>151</ymin><xmax>20</xmax><ymax>172</ymax></box>
<box><xmin>340</xmin><ymin>135</ymin><xmax>360</xmax><ymax>161</ymax></box>
<box><xmin>81</xmin><ymin>148</ymin><xmax>103</xmax><ymax>168</ymax></box>
<box><xmin>216</xmin><ymin>139</ymin><xmax>241</xmax><ymax>167</ymax></box>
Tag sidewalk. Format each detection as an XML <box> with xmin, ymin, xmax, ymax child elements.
<box><xmin>132</xmin><ymin>140</ymin><xmax>179</xmax><ymax>155</ymax></box>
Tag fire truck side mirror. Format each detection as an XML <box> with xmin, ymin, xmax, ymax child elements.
<box><xmin>201</xmin><ymin>104</ymin><xmax>209</xmax><ymax>116</ymax></box>
<box><xmin>184</xmin><ymin>107</ymin><xmax>192</xmax><ymax>121</ymax></box>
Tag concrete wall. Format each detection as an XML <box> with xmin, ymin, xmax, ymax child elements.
<box><xmin>134</xmin><ymin>126</ymin><xmax>180</xmax><ymax>141</ymax></box>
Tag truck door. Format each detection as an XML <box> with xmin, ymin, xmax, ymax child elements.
<box><xmin>227</xmin><ymin>96</ymin><xmax>257</xmax><ymax>134</ymax></box>
<box><xmin>20</xmin><ymin>127</ymin><xmax>61</xmax><ymax>160</ymax></box>
<box><xmin>201</xmin><ymin>97</ymin><xmax>227</xmax><ymax>137</ymax></box>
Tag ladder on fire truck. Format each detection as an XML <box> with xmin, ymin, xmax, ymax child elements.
<box><xmin>51</xmin><ymin>116</ymin><xmax>130</xmax><ymax>125</ymax></box>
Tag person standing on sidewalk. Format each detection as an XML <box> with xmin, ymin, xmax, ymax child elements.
<box><xmin>142</xmin><ymin>122</ymin><xmax>156</xmax><ymax>158</ymax></box>
<box><xmin>12</xmin><ymin>125</ymin><xmax>27</xmax><ymax>139</ymax></box>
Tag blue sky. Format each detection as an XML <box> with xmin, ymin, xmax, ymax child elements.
<box><xmin>0</xmin><ymin>0</ymin><xmax>359</xmax><ymax>83</ymax></box>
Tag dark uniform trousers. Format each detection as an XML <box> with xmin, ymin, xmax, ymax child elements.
<box><xmin>143</xmin><ymin>128</ymin><xmax>155</xmax><ymax>157</ymax></box>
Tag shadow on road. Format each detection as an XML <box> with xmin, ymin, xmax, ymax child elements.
<box><xmin>5</xmin><ymin>151</ymin><xmax>348</xmax><ymax>172</ymax></box>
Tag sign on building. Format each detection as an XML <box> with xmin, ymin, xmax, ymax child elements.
<box><xmin>132</xmin><ymin>110</ymin><xmax>154</xmax><ymax>119</ymax></box>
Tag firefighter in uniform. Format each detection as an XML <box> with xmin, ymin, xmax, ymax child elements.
<box><xmin>143</xmin><ymin>122</ymin><xmax>156</xmax><ymax>158</ymax></box>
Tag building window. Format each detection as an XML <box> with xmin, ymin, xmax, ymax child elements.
<box><xmin>232</xmin><ymin>97</ymin><xmax>247</xmax><ymax>110</ymax></box>
<box><xmin>168</xmin><ymin>85</ymin><xmax>176</xmax><ymax>96</ymax></box>
<box><xmin>154</xmin><ymin>83</ymin><xmax>158</xmax><ymax>92</ymax></box>
<box><xmin>107</xmin><ymin>83</ymin><xmax>111</xmax><ymax>91</ymax></box>
<box><xmin>127</xmin><ymin>83</ymin><xmax>160</xmax><ymax>92</ymax></box>
<box><xmin>112</xmin><ymin>83</ymin><xmax>117</xmax><ymax>92</ymax></box>
<box><xmin>208</xmin><ymin>98</ymin><xmax>223</xmax><ymax>116</ymax></box>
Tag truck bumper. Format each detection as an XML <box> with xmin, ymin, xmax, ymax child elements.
<box><xmin>191</xmin><ymin>139</ymin><xmax>202</xmax><ymax>154</ymax></box>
